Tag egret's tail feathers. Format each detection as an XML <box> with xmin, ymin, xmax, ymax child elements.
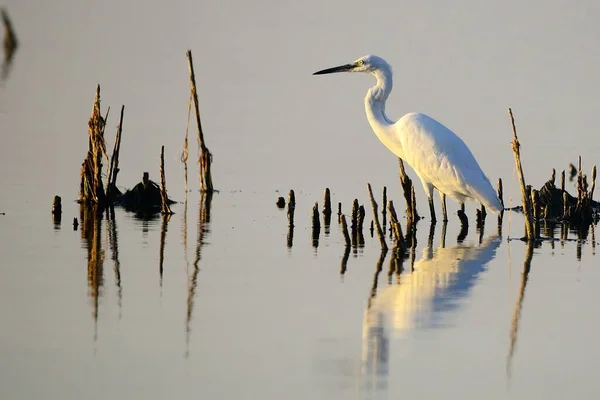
<box><xmin>479</xmin><ymin>195</ymin><xmax>503</xmax><ymax>214</ymax></box>
<box><xmin>468</xmin><ymin>175</ymin><xmax>503</xmax><ymax>214</ymax></box>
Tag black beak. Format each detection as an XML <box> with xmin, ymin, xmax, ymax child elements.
<box><xmin>313</xmin><ymin>63</ymin><xmax>354</xmax><ymax>75</ymax></box>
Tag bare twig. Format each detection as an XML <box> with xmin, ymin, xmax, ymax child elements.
<box><xmin>508</xmin><ymin>108</ymin><xmax>535</xmax><ymax>241</ymax></box>
<box><xmin>186</xmin><ymin>50</ymin><xmax>214</xmax><ymax>192</ymax></box>
<box><xmin>367</xmin><ymin>184</ymin><xmax>388</xmax><ymax>250</ymax></box>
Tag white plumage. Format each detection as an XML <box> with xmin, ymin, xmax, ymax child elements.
<box><xmin>314</xmin><ymin>55</ymin><xmax>502</xmax><ymax>220</ymax></box>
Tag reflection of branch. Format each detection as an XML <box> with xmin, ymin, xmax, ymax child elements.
<box><xmin>186</xmin><ymin>192</ymin><xmax>213</xmax><ymax>358</ymax></box>
<box><xmin>368</xmin><ymin>249</ymin><xmax>388</xmax><ymax>308</ymax></box>
<box><xmin>457</xmin><ymin>221</ymin><xmax>468</xmax><ymax>243</ymax></box>
<box><xmin>159</xmin><ymin>214</ymin><xmax>171</xmax><ymax>288</ymax></box>
<box><xmin>340</xmin><ymin>246</ymin><xmax>350</xmax><ymax>275</ymax></box>
<box><xmin>80</xmin><ymin>204</ymin><xmax>104</xmax><ymax>343</ymax></box>
<box><xmin>107</xmin><ymin>207</ymin><xmax>122</xmax><ymax>318</ymax></box>
<box><xmin>507</xmin><ymin>243</ymin><xmax>534</xmax><ymax>380</ymax></box>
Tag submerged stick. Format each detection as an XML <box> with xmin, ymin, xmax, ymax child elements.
<box><xmin>357</xmin><ymin>205</ymin><xmax>366</xmax><ymax>246</ymax></box>
<box><xmin>590</xmin><ymin>166</ymin><xmax>597</xmax><ymax>201</ymax></box>
<box><xmin>367</xmin><ymin>184</ymin><xmax>388</xmax><ymax>250</ymax></box>
<box><xmin>531</xmin><ymin>188</ymin><xmax>540</xmax><ymax>238</ymax></box>
<box><xmin>351</xmin><ymin>199</ymin><xmax>359</xmax><ymax>247</ymax></box>
<box><xmin>186</xmin><ymin>50</ymin><xmax>214</xmax><ymax>193</ymax></box>
<box><xmin>382</xmin><ymin>186</ymin><xmax>387</xmax><ymax>230</ymax></box>
<box><xmin>508</xmin><ymin>108</ymin><xmax>535</xmax><ymax>241</ymax></box>
<box><xmin>159</xmin><ymin>146</ymin><xmax>174</xmax><ymax>215</ymax></box>
<box><xmin>287</xmin><ymin>190</ymin><xmax>295</xmax><ymax>248</ymax></box>
<box><xmin>323</xmin><ymin>188</ymin><xmax>332</xmax><ymax>217</ymax></box>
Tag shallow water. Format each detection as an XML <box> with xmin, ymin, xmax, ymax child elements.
<box><xmin>2</xmin><ymin>1</ymin><xmax>600</xmax><ymax>399</ymax></box>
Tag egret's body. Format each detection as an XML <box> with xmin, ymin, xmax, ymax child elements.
<box><xmin>313</xmin><ymin>55</ymin><xmax>502</xmax><ymax>220</ymax></box>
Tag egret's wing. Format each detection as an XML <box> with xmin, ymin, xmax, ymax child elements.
<box><xmin>396</xmin><ymin>113</ymin><xmax>501</xmax><ymax>212</ymax></box>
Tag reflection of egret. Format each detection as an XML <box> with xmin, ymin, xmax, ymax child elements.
<box><xmin>360</xmin><ymin>233</ymin><xmax>501</xmax><ymax>395</ymax></box>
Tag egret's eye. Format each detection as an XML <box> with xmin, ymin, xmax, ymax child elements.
<box><xmin>357</xmin><ymin>60</ymin><xmax>365</xmax><ymax>66</ymax></box>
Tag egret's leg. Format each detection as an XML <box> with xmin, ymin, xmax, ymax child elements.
<box><xmin>441</xmin><ymin>194</ymin><xmax>448</xmax><ymax>222</ymax></box>
<box><xmin>428</xmin><ymin>197</ymin><xmax>437</xmax><ymax>224</ymax></box>
<box><xmin>420</xmin><ymin>180</ymin><xmax>436</xmax><ymax>224</ymax></box>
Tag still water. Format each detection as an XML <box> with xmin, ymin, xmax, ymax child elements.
<box><xmin>2</xmin><ymin>0</ymin><xmax>600</xmax><ymax>399</ymax></box>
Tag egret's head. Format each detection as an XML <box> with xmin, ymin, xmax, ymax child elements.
<box><xmin>313</xmin><ymin>55</ymin><xmax>390</xmax><ymax>75</ymax></box>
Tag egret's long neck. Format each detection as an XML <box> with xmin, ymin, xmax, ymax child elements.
<box><xmin>365</xmin><ymin>68</ymin><xmax>404</xmax><ymax>159</ymax></box>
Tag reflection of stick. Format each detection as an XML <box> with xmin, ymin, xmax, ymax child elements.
<box><xmin>507</xmin><ymin>242</ymin><xmax>534</xmax><ymax>380</ymax></box>
<box><xmin>367</xmin><ymin>184</ymin><xmax>388</xmax><ymax>250</ymax></box>
<box><xmin>159</xmin><ymin>214</ymin><xmax>171</xmax><ymax>287</ymax></box>
<box><xmin>340</xmin><ymin>215</ymin><xmax>351</xmax><ymax>246</ymax></box>
<box><xmin>508</xmin><ymin>108</ymin><xmax>535</xmax><ymax>240</ymax></box>
<box><xmin>187</xmin><ymin>192</ymin><xmax>213</xmax><ymax>358</ymax></box>
<box><xmin>368</xmin><ymin>249</ymin><xmax>388</xmax><ymax>305</ymax></box>
<box><xmin>340</xmin><ymin>246</ymin><xmax>350</xmax><ymax>275</ymax></box>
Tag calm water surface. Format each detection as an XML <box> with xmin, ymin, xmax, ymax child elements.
<box><xmin>2</xmin><ymin>1</ymin><xmax>600</xmax><ymax>399</ymax></box>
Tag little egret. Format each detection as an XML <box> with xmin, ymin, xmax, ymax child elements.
<box><xmin>313</xmin><ymin>55</ymin><xmax>502</xmax><ymax>223</ymax></box>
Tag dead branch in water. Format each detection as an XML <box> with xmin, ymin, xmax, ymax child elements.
<box><xmin>79</xmin><ymin>85</ymin><xmax>108</xmax><ymax>206</ymax></box>
<box><xmin>367</xmin><ymin>183</ymin><xmax>388</xmax><ymax>251</ymax></box>
<box><xmin>106</xmin><ymin>105</ymin><xmax>125</xmax><ymax>202</ymax></box>
<box><xmin>387</xmin><ymin>200</ymin><xmax>406</xmax><ymax>253</ymax></box>
<box><xmin>398</xmin><ymin>158</ymin><xmax>418</xmax><ymax>223</ymax></box>
<box><xmin>160</xmin><ymin>146</ymin><xmax>174</xmax><ymax>215</ymax></box>
<box><xmin>508</xmin><ymin>108</ymin><xmax>535</xmax><ymax>241</ymax></box>
<box><xmin>186</xmin><ymin>50</ymin><xmax>214</xmax><ymax>193</ymax></box>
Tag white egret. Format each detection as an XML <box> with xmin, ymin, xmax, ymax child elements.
<box><xmin>313</xmin><ymin>55</ymin><xmax>502</xmax><ymax>223</ymax></box>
